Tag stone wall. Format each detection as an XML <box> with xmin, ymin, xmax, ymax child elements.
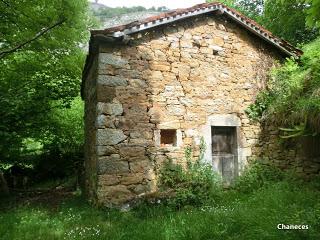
<box><xmin>257</xmin><ymin>124</ymin><xmax>320</xmax><ymax>178</ymax></box>
<box><xmin>84</xmin><ymin>14</ymin><xmax>293</xmax><ymax>206</ymax></box>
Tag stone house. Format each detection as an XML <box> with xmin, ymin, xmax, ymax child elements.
<box><xmin>81</xmin><ymin>3</ymin><xmax>303</xmax><ymax>206</ymax></box>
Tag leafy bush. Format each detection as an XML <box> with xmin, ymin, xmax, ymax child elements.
<box><xmin>245</xmin><ymin>91</ymin><xmax>273</xmax><ymax>121</ymax></box>
<box><xmin>159</xmin><ymin>141</ymin><xmax>222</xmax><ymax>208</ymax></box>
<box><xmin>246</xmin><ymin>37</ymin><xmax>320</xmax><ymax>135</ymax></box>
<box><xmin>234</xmin><ymin>161</ymin><xmax>284</xmax><ymax>193</ymax></box>
<box><xmin>159</xmin><ymin>160</ymin><xmax>222</xmax><ymax>208</ymax></box>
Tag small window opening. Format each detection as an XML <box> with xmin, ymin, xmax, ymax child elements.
<box><xmin>160</xmin><ymin>129</ymin><xmax>177</xmax><ymax>147</ymax></box>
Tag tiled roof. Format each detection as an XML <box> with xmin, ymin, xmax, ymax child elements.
<box><xmin>90</xmin><ymin>2</ymin><xmax>303</xmax><ymax>58</ymax></box>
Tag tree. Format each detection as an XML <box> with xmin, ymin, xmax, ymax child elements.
<box><xmin>207</xmin><ymin>0</ymin><xmax>318</xmax><ymax>45</ymax></box>
<box><xmin>0</xmin><ymin>0</ymin><xmax>90</xmax><ymax>169</ymax></box>
<box><xmin>207</xmin><ymin>0</ymin><xmax>236</xmax><ymax>7</ymax></box>
<box><xmin>206</xmin><ymin>0</ymin><xmax>263</xmax><ymax>20</ymax></box>
<box><xmin>262</xmin><ymin>0</ymin><xmax>318</xmax><ymax>45</ymax></box>
<box><xmin>236</xmin><ymin>0</ymin><xmax>264</xmax><ymax>19</ymax></box>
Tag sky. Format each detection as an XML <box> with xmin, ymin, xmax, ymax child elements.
<box><xmin>90</xmin><ymin>0</ymin><xmax>205</xmax><ymax>9</ymax></box>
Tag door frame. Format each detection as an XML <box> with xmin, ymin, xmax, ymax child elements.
<box><xmin>201</xmin><ymin>114</ymin><xmax>244</xmax><ymax>176</ymax></box>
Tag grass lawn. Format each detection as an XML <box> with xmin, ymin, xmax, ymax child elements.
<box><xmin>0</xmin><ymin>180</ymin><xmax>319</xmax><ymax>240</ymax></box>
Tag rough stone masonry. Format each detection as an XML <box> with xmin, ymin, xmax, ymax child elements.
<box><xmin>81</xmin><ymin>3</ymin><xmax>316</xmax><ymax>206</ymax></box>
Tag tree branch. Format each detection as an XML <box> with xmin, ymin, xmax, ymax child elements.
<box><xmin>0</xmin><ymin>19</ymin><xmax>66</xmax><ymax>59</ymax></box>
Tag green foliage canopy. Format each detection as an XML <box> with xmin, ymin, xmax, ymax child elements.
<box><xmin>208</xmin><ymin>0</ymin><xmax>319</xmax><ymax>45</ymax></box>
<box><xmin>0</xmin><ymin>0</ymin><xmax>90</xmax><ymax>163</ymax></box>
<box><xmin>262</xmin><ymin>0</ymin><xmax>318</xmax><ymax>45</ymax></box>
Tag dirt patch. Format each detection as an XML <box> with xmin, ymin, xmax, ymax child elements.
<box><xmin>0</xmin><ymin>187</ymin><xmax>75</xmax><ymax>211</ymax></box>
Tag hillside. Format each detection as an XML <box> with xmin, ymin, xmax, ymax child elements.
<box><xmin>89</xmin><ymin>2</ymin><xmax>167</xmax><ymax>29</ymax></box>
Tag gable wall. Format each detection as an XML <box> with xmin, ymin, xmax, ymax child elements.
<box><xmin>85</xmin><ymin>14</ymin><xmax>290</xmax><ymax>206</ymax></box>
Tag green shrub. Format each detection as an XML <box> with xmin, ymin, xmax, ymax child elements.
<box><xmin>159</xmin><ymin>160</ymin><xmax>222</xmax><ymax>208</ymax></box>
<box><xmin>159</xmin><ymin>142</ymin><xmax>222</xmax><ymax>208</ymax></box>
<box><xmin>234</xmin><ymin>161</ymin><xmax>284</xmax><ymax>193</ymax></box>
<box><xmin>245</xmin><ymin>37</ymin><xmax>320</xmax><ymax>135</ymax></box>
<box><xmin>245</xmin><ymin>91</ymin><xmax>273</xmax><ymax>121</ymax></box>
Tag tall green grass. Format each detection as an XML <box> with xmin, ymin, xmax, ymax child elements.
<box><xmin>0</xmin><ymin>178</ymin><xmax>319</xmax><ymax>240</ymax></box>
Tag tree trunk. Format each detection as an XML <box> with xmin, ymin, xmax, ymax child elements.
<box><xmin>0</xmin><ymin>171</ymin><xmax>9</xmax><ymax>196</ymax></box>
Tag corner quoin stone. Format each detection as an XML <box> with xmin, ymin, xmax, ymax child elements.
<box><xmin>99</xmin><ymin>53</ymin><xmax>129</xmax><ymax>68</ymax></box>
<box><xmin>96</xmin><ymin>129</ymin><xmax>127</xmax><ymax>145</ymax></box>
<box><xmin>96</xmin><ymin>85</ymin><xmax>115</xmax><ymax>103</ymax></box>
<box><xmin>97</xmin><ymin>75</ymin><xmax>128</xmax><ymax>87</ymax></box>
<box><xmin>97</xmin><ymin>102</ymin><xmax>123</xmax><ymax>116</ymax></box>
<box><xmin>98</xmin><ymin>155</ymin><xmax>129</xmax><ymax>174</ymax></box>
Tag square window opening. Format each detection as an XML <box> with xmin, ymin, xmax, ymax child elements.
<box><xmin>160</xmin><ymin>129</ymin><xmax>177</xmax><ymax>147</ymax></box>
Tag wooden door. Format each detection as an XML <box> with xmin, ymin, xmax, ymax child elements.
<box><xmin>212</xmin><ymin>127</ymin><xmax>238</xmax><ymax>184</ymax></box>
